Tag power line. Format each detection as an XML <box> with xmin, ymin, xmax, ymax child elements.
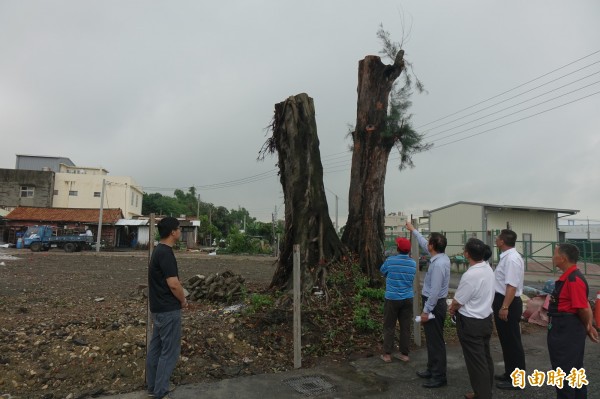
<box><xmin>432</xmin><ymin>89</ymin><xmax>600</xmax><ymax>150</ymax></box>
<box><xmin>415</xmin><ymin>49</ymin><xmax>600</xmax><ymax>129</ymax></box>
<box><xmin>423</xmin><ymin>66</ymin><xmax>600</xmax><ymax>138</ymax></box>
<box><xmin>429</xmin><ymin>79</ymin><xmax>600</xmax><ymax>145</ymax></box>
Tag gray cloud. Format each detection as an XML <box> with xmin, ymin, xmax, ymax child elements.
<box><xmin>1</xmin><ymin>0</ymin><xmax>599</xmax><ymax>223</ymax></box>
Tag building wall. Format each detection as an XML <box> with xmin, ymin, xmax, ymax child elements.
<box><xmin>429</xmin><ymin>202</ymin><xmax>566</xmax><ymax>261</ymax></box>
<box><xmin>487</xmin><ymin>209</ymin><xmax>557</xmax><ymax>257</ymax></box>
<box><xmin>560</xmin><ymin>219</ymin><xmax>600</xmax><ymax>240</ymax></box>
<box><xmin>0</xmin><ymin>169</ymin><xmax>55</xmax><ymax>209</ymax></box>
<box><xmin>430</xmin><ymin>203</ymin><xmax>484</xmax><ymax>233</ymax></box>
<box><xmin>53</xmin><ymin>174</ymin><xmax>143</xmax><ymax>218</ymax></box>
<box><xmin>384</xmin><ymin>213</ymin><xmax>409</xmax><ymax>237</ymax></box>
<box><xmin>58</xmin><ymin>164</ymin><xmax>108</xmax><ymax>176</ymax></box>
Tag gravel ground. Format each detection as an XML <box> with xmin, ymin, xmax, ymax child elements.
<box><xmin>0</xmin><ymin>249</ymin><xmax>282</xmax><ymax>399</ymax></box>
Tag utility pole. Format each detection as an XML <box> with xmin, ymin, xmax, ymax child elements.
<box><xmin>96</xmin><ymin>179</ymin><xmax>106</xmax><ymax>253</ymax></box>
<box><xmin>587</xmin><ymin>217</ymin><xmax>591</xmax><ymax>240</ymax></box>
<box><xmin>335</xmin><ymin>193</ymin><xmax>339</xmax><ymax>233</ymax></box>
<box><xmin>209</xmin><ymin>206</ymin><xmax>212</xmax><ymax>246</ymax></box>
<box><xmin>196</xmin><ymin>194</ymin><xmax>200</xmax><ymax>220</ymax></box>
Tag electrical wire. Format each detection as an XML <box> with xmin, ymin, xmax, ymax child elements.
<box><xmin>424</xmin><ymin>69</ymin><xmax>600</xmax><ymax>139</ymax></box>
<box><xmin>415</xmin><ymin>49</ymin><xmax>600</xmax><ymax>129</ymax></box>
<box><xmin>432</xmin><ymin>89</ymin><xmax>600</xmax><ymax>150</ymax></box>
<box><xmin>430</xmin><ymin>80</ymin><xmax>600</xmax><ymax>145</ymax></box>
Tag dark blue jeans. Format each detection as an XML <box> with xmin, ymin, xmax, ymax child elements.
<box><xmin>146</xmin><ymin>310</ymin><xmax>182</xmax><ymax>398</ymax></box>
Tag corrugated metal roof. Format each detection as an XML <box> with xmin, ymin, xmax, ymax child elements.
<box><xmin>6</xmin><ymin>207</ymin><xmax>123</xmax><ymax>224</ymax></box>
<box><xmin>429</xmin><ymin>201</ymin><xmax>579</xmax><ymax>215</ymax></box>
<box><xmin>116</xmin><ymin>219</ymin><xmax>149</xmax><ymax>226</ymax></box>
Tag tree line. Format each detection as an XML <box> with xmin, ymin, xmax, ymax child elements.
<box><xmin>142</xmin><ymin>187</ymin><xmax>281</xmax><ymax>247</ymax></box>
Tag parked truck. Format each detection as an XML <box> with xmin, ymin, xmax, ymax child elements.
<box><xmin>23</xmin><ymin>225</ymin><xmax>94</xmax><ymax>252</ymax></box>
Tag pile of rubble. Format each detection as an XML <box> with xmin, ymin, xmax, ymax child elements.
<box><xmin>186</xmin><ymin>270</ymin><xmax>246</xmax><ymax>302</ymax></box>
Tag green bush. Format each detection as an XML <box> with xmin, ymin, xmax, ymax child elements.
<box><xmin>354</xmin><ymin>276</ymin><xmax>369</xmax><ymax>291</ymax></box>
<box><xmin>353</xmin><ymin>306</ymin><xmax>379</xmax><ymax>332</ymax></box>
<box><xmin>247</xmin><ymin>293</ymin><xmax>274</xmax><ymax>313</ymax></box>
<box><xmin>357</xmin><ymin>287</ymin><xmax>385</xmax><ymax>301</ymax></box>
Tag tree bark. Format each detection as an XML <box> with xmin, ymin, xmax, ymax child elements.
<box><xmin>342</xmin><ymin>53</ymin><xmax>405</xmax><ymax>285</ymax></box>
<box><xmin>266</xmin><ymin>93</ymin><xmax>346</xmax><ymax>293</ymax></box>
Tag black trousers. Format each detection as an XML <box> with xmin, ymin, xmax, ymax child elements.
<box><xmin>457</xmin><ymin>313</ymin><xmax>494</xmax><ymax>399</ymax></box>
<box><xmin>547</xmin><ymin>315</ymin><xmax>588</xmax><ymax>399</ymax></box>
<box><xmin>383</xmin><ymin>298</ymin><xmax>413</xmax><ymax>355</ymax></box>
<box><xmin>493</xmin><ymin>292</ymin><xmax>526</xmax><ymax>377</ymax></box>
<box><xmin>422</xmin><ymin>295</ymin><xmax>447</xmax><ymax>379</ymax></box>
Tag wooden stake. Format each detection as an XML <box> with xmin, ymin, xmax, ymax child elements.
<box><xmin>293</xmin><ymin>244</ymin><xmax>301</xmax><ymax>369</ymax></box>
<box><xmin>145</xmin><ymin>213</ymin><xmax>155</xmax><ymax>383</ymax></box>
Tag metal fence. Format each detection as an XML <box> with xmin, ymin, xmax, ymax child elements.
<box><xmin>385</xmin><ymin>230</ymin><xmax>600</xmax><ymax>276</ymax></box>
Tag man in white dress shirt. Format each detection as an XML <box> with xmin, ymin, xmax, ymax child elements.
<box><xmin>493</xmin><ymin>229</ymin><xmax>525</xmax><ymax>390</ymax></box>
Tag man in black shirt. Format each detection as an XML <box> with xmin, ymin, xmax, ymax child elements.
<box><xmin>146</xmin><ymin>217</ymin><xmax>187</xmax><ymax>399</ymax></box>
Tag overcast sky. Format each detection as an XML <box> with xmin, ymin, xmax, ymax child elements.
<box><xmin>1</xmin><ymin>1</ymin><xmax>599</xmax><ymax>224</ymax></box>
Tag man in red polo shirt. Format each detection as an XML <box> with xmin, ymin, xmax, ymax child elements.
<box><xmin>547</xmin><ymin>243</ymin><xmax>599</xmax><ymax>399</ymax></box>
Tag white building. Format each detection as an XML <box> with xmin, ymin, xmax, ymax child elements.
<box><xmin>428</xmin><ymin>201</ymin><xmax>578</xmax><ymax>259</ymax></box>
<box><xmin>14</xmin><ymin>155</ymin><xmax>144</xmax><ymax>218</ymax></box>
<box><xmin>559</xmin><ymin>218</ymin><xmax>600</xmax><ymax>240</ymax></box>
<box><xmin>53</xmin><ymin>164</ymin><xmax>143</xmax><ymax>218</ymax></box>
<box><xmin>384</xmin><ymin>211</ymin><xmax>409</xmax><ymax>237</ymax></box>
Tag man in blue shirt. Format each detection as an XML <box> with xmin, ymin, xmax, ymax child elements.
<box><xmin>380</xmin><ymin>237</ymin><xmax>416</xmax><ymax>363</ymax></box>
<box><xmin>406</xmin><ymin>221</ymin><xmax>451</xmax><ymax>388</ymax></box>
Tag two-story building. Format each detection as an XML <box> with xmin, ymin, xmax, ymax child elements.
<box><xmin>53</xmin><ymin>164</ymin><xmax>143</xmax><ymax>218</ymax></box>
<box><xmin>13</xmin><ymin>154</ymin><xmax>143</xmax><ymax>218</ymax></box>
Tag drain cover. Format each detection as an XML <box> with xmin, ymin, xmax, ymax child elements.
<box><xmin>283</xmin><ymin>374</ymin><xmax>335</xmax><ymax>396</ymax></box>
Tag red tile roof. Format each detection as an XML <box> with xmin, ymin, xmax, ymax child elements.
<box><xmin>6</xmin><ymin>207</ymin><xmax>123</xmax><ymax>224</ymax></box>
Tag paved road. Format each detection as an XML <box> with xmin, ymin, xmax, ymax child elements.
<box><xmin>98</xmin><ymin>322</ymin><xmax>600</xmax><ymax>399</ymax></box>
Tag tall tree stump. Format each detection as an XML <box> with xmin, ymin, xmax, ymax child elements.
<box><xmin>342</xmin><ymin>52</ymin><xmax>406</xmax><ymax>284</ymax></box>
<box><xmin>262</xmin><ymin>93</ymin><xmax>346</xmax><ymax>293</ymax></box>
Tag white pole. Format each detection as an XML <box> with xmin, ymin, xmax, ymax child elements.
<box><xmin>293</xmin><ymin>244</ymin><xmax>301</xmax><ymax>368</ymax></box>
<box><xmin>411</xmin><ymin>216</ymin><xmax>421</xmax><ymax>347</ymax></box>
<box><xmin>96</xmin><ymin>179</ymin><xmax>105</xmax><ymax>253</ymax></box>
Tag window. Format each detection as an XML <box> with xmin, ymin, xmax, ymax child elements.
<box><xmin>20</xmin><ymin>186</ymin><xmax>34</xmax><ymax>198</ymax></box>
<box><xmin>53</xmin><ymin>190</ymin><xmax>59</xmax><ymax>196</ymax></box>
<box><xmin>69</xmin><ymin>191</ymin><xmax>78</xmax><ymax>196</ymax></box>
<box><xmin>93</xmin><ymin>192</ymin><xmax>101</xmax><ymax>197</ymax></box>
<box><xmin>135</xmin><ymin>194</ymin><xmax>138</xmax><ymax>207</ymax></box>
<box><xmin>131</xmin><ymin>194</ymin><xmax>134</xmax><ymax>206</ymax></box>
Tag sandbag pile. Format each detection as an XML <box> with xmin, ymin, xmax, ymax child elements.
<box><xmin>186</xmin><ymin>270</ymin><xmax>245</xmax><ymax>302</ymax></box>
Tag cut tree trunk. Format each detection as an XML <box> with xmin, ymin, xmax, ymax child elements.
<box><xmin>266</xmin><ymin>93</ymin><xmax>346</xmax><ymax>293</ymax></box>
<box><xmin>342</xmin><ymin>52</ymin><xmax>405</xmax><ymax>285</ymax></box>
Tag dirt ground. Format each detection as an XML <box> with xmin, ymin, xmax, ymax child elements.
<box><xmin>0</xmin><ymin>249</ymin><xmax>285</xmax><ymax>399</ymax></box>
<box><xmin>0</xmin><ymin>248</ymin><xmax>550</xmax><ymax>399</ymax></box>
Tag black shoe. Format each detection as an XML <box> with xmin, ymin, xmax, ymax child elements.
<box><xmin>494</xmin><ymin>373</ymin><xmax>509</xmax><ymax>381</ymax></box>
<box><xmin>416</xmin><ymin>370</ymin><xmax>433</xmax><ymax>379</ymax></box>
<box><xmin>496</xmin><ymin>380</ymin><xmax>520</xmax><ymax>390</ymax></box>
<box><xmin>422</xmin><ymin>379</ymin><xmax>447</xmax><ymax>388</ymax></box>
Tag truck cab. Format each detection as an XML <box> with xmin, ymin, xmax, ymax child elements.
<box><xmin>23</xmin><ymin>226</ymin><xmax>54</xmax><ymax>250</ymax></box>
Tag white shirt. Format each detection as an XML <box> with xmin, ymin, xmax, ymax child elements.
<box><xmin>455</xmin><ymin>261</ymin><xmax>495</xmax><ymax>319</ymax></box>
<box><xmin>494</xmin><ymin>247</ymin><xmax>524</xmax><ymax>296</ymax></box>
